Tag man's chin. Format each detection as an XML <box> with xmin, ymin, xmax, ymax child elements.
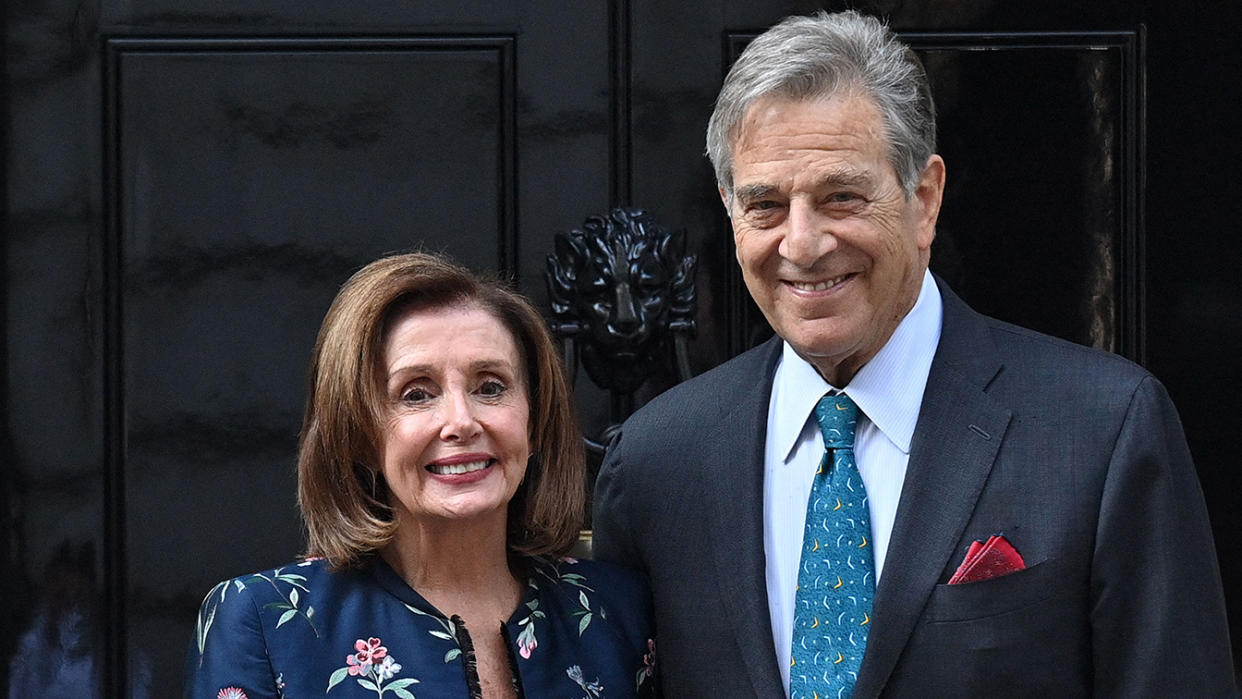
<box><xmin>784</xmin><ymin>328</ymin><xmax>887</xmax><ymax>385</ymax></box>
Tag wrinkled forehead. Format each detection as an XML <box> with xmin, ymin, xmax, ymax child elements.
<box><xmin>394</xmin><ymin>298</ymin><xmax>533</xmax><ymax>388</ymax></box>
<box><xmin>730</xmin><ymin>90</ymin><xmax>891</xmax><ymax>167</ymax></box>
<box><xmin>747</xmin><ymin>83</ymin><xmax>880</xmax><ymax>136</ymax></box>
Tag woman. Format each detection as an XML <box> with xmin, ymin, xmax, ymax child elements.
<box><xmin>187</xmin><ymin>253</ymin><xmax>657</xmax><ymax>698</ymax></box>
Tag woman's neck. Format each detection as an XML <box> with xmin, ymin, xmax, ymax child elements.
<box><xmin>381</xmin><ymin>512</ymin><xmax>524</xmax><ymax>622</ymax></box>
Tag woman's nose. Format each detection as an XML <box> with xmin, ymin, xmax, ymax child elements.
<box><xmin>439</xmin><ymin>391</ymin><xmax>481</xmax><ymax>441</ymax></box>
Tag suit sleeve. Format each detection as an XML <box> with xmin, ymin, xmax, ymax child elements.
<box><xmin>184</xmin><ymin>579</ymin><xmax>280</xmax><ymax>699</ymax></box>
<box><xmin>592</xmin><ymin>429</ymin><xmax>645</xmax><ymax>572</ymax></box>
<box><xmin>1090</xmin><ymin>376</ymin><xmax>1238</xmax><ymax>697</ymax></box>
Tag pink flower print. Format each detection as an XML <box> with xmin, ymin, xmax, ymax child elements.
<box><xmin>643</xmin><ymin>638</ymin><xmax>656</xmax><ymax>676</ymax></box>
<box><xmin>516</xmin><ymin>623</ymin><xmax>538</xmax><ymax>659</ymax></box>
<box><xmin>354</xmin><ymin>637</ymin><xmax>387</xmax><ymax>664</ymax></box>
<box><xmin>328</xmin><ymin>639</ymin><xmax>407</xmax><ymax>694</ymax></box>
<box><xmin>561</xmin><ymin>556</ymin><xmax>579</xmax><ymax>564</ymax></box>
<box><xmin>216</xmin><ymin>689</ymin><xmax>248</xmax><ymax>699</ymax></box>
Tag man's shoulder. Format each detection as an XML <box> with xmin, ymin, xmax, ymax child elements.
<box><xmin>985</xmin><ymin>314</ymin><xmax>1149</xmax><ymax>381</ymax></box>
<box><xmin>955</xmin><ymin>307</ymin><xmax>1159</xmax><ymax>413</ymax></box>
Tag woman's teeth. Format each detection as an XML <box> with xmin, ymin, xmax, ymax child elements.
<box><xmin>428</xmin><ymin>460</ymin><xmax>490</xmax><ymax>475</ymax></box>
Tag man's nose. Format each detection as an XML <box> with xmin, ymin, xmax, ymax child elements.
<box><xmin>779</xmin><ymin>199</ymin><xmax>838</xmax><ymax>266</ymax></box>
<box><xmin>439</xmin><ymin>391</ymin><xmax>481</xmax><ymax>441</ymax></box>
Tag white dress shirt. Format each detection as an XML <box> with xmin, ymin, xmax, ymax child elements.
<box><xmin>764</xmin><ymin>270</ymin><xmax>943</xmax><ymax>694</ymax></box>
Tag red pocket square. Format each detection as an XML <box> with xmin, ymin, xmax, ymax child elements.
<box><xmin>948</xmin><ymin>535</ymin><xmax>1025</xmax><ymax>585</ymax></box>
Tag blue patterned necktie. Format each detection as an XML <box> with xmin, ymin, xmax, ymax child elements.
<box><xmin>789</xmin><ymin>393</ymin><xmax>874</xmax><ymax>699</ymax></box>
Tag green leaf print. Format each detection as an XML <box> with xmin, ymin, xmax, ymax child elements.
<box><xmin>404</xmin><ymin>603</ymin><xmax>462</xmax><ymax>661</ymax></box>
<box><xmin>327</xmin><ymin>667</ymin><xmax>349</xmax><ymax>692</ymax></box>
<box><xmin>248</xmin><ymin>567</ymin><xmax>319</xmax><ymax>637</ymax></box>
<box><xmin>195</xmin><ymin>579</ymin><xmax>231</xmax><ymax>658</ymax></box>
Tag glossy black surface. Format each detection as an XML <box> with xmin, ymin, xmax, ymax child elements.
<box><xmin>4</xmin><ymin>1</ymin><xmax>1240</xmax><ymax>694</ymax></box>
<box><xmin>546</xmin><ymin>208</ymin><xmax>696</xmax><ymax>399</ymax></box>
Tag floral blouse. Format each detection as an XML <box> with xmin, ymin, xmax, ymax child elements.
<box><xmin>186</xmin><ymin>556</ymin><xmax>657</xmax><ymax>699</ymax></box>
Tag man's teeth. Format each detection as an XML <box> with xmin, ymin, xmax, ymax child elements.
<box><xmin>429</xmin><ymin>460</ymin><xmax>490</xmax><ymax>475</ymax></box>
<box><xmin>792</xmin><ymin>275</ymin><xmax>848</xmax><ymax>291</ymax></box>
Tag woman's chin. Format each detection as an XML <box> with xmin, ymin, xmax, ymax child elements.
<box><xmin>404</xmin><ymin>496</ymin><xmax>512</xmax><ymax>528</ymax></box>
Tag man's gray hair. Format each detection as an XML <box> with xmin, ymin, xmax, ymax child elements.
<box><xmin>706</xmin><ymin>10</ymin><xmax>936</xmax><ymax>202</ymax></box>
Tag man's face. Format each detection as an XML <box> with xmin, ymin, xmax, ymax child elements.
<box><xmin>724</xmin><ymin>92</ymin><xmax>944</xmax><ymax>385</ymax></box>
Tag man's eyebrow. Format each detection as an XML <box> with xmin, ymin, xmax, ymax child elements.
<box><xmin>816</xmin><ymin>169</ymin><xmax>875</xmax><ymax>189</ymax></box>
<box><xmin>733</xmin><ymin>184</ymin><xmax>780</xmax><ymax>202</ymax></box>
<box><xmin>734</xmin><ymin>170</ymin><xmax>876</xmax><ymax>203</ymax></box>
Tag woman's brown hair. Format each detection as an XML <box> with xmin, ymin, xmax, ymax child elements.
<box><xmin>297</xmin><ymin>252</ymin><xmax>584</xmax><ymax>568</ymax></box>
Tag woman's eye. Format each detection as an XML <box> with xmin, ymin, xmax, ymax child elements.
<box><xmin>478</xmin><ymin>380</ymin><xmax>507</xmax><ymax>398</ymax></box>
<box><xmin>401</xmin><ymin>387</ymin><xmax>431</xmax><ymax>403</ymax></box>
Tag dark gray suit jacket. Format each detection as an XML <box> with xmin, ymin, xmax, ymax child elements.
<box><xmin>593</xmin><ymin>279</ymin><xmax>1237</xmax><ymax>697</ymax></box>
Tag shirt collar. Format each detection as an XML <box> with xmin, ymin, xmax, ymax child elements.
<box><xmin>770</xmin><ymin>269</ymin><xmax>943</xmax><ymax>460</ymax></box>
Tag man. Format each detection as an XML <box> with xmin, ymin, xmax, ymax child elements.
<box><xmin>592</xmin><ymin>10</ymin><xmax>1237</xmax><ymax>698</ymax></box>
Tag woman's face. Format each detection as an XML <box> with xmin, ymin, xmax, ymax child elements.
<box><xmin>377</xmin><ymin>303</ymin><xmax>531</xmax><ymax>529</ymax></box>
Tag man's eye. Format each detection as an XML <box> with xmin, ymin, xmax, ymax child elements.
<box><xmin>827</xmin><ymin>191</ymin><xmax>863</xmax><ymax>204</ymax></box>
<box><xmin>747</xmin><ymin>200</ymin><xmax>780</xmax><ymax>211</ymax></box>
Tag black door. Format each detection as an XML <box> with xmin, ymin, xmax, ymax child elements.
<box><xmin>4</xmin><ymin>2</ymin><xmax>1239</xmax><ymax>694</ymax></box>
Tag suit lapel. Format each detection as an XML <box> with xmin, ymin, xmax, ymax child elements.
<box><xmin>853</xmin><ymin>282</ymin><xmax>1013</xmax><ymax>697</ymax></box>
<box><xmin>702</xmin><ymin>337</ymin><xmax>788</xmax><ymax>698</ymax></box>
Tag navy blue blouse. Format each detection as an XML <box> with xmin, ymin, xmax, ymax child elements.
<box><xmin>186</xmin><ymin>556</ymin><xmax>656</xmax><ymax>699</ymax></box>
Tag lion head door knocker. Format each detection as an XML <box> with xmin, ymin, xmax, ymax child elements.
<box><xmin>546</xmin><ymin>208</ymin><xmax>698</xmax><ymax>452</ymax></box>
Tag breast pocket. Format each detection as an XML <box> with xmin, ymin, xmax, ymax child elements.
<box><xmin>924</xmin><ymin>558</ymin><xmax>1065</xmax><ymax>623</ymax></box>
<box><xmin>890</xmin><ymin>558</ymin><xmax>1091</xmax><ymax>696</ymax></box>
<box><xmin>919</xmin><ymin>557</ymin><xmax>1087</xmax><ymax>661</ymax></box>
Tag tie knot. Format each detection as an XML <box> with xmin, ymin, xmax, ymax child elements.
<box><xmin>814</xmin><ymin>393</ymin><xmax>860</xmax><ymax>449</ymax></box>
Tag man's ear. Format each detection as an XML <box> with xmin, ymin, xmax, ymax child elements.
<box><xmin>914</xmin><ymin>155</ymin><xmax>945</xmax><ymax>249</ymax></box>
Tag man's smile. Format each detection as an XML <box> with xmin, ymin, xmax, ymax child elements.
<box><xmin>786</xmin><ymin>273</ymin><xmax>855</xmax><ymax>293</ymax></box>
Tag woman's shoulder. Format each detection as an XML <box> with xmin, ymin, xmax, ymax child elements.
<box><xmin>191</xmin><ymin>557</ymin><xmax>352</xmax><ymax>639</ymax></box>
<box><xmin>241</xmin><ymin>556</ymin><xmax>334</xmax><ymax>584</ymax></box>
<box><xmin>188</xmin><ymin>557</ymin><xmax>416</xmax><ymax>697</ymax></box>
<box><xmin>527</xmin><ymin>556</ymin><xmax>649</xmax><ymax>605</ymax></box>
<box><xmin>190</xmin><ymin>557</ymin><xmax>379</xmax><ymax>661</ymax></box>
<box><xmin>201</xmin><ymin>557</ymin><xmax>335</xmax><ymax>601</ymax></box>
